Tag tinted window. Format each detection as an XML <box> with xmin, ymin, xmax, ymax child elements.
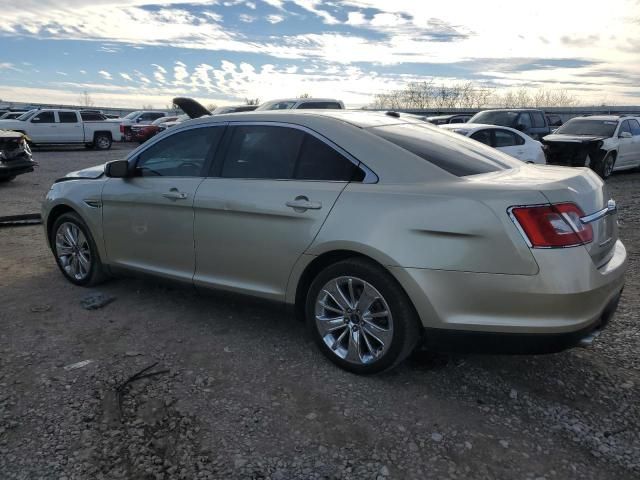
<box><xmin>556</xmin><ymin>119</ymin><xmax>617</xmax><ymax>137</ymax></box>
<box><xmin>619</xmin><ymin>121</ymin><xmax>632</xmax><ymax>136</ymax></box>
<box><xmin>80</xmin><ymin>112</ymin><xmax>105</xmax><ymax>121</ymax></box>
<box><xmin>629</xmin><ymin>119</ymin><xmax>640</xmax><ymax>136</ymax></box>
<box><xmin>449</xmin><ymin>117</ymin><xmax>466</xmax><ymax>124</ymax></box>
<box><xmin>297</xmin><ymin>102</ymin><xmax>342</xmax><ymax>110</ymax></box>
<box><xmin>369</xmin><ymin>123</ymin><xmax>521</xmax><ymax>177</ymax></box>
<box><xmin>58</xmin><ymin>112</ymin><xmax>78</xmax><ymax>123</ymax></box>
<box><xmin>469</xmin><ymin>111</ymin><xmax>519</xmax><ymax>127</ymax></box>
<box><xmin>222</xmin><ymin>126</ymin><xmax>304</xmax><ymax>179</ymax></box>
<box><xmin>268</xmin><ymin>101</ymin><xmax>297</xmax><ymax>110</ymax></box>
<box><xmin>136</xmin><ymin>127</ymin><xmax>223</xmax><ymax>177</ymax></box>
<box><xmin>547</xmin><ymin>115</ymin><xmax>562</xmax><ymax>127</ymax></box>
<box><xmin>31</xmin><ymin>111</ymin><xmax>55</xmax><ymax>123</ymax></box>
<box><xmin>295</xmin><ymin>134</ymin><xmax>362</xmax><ymax>181</ymax></box>
<box><xmin>531</xmin><ymin>112</ymin><xmax>546</xmax><ymax>128</ymax></box>
<box><xmin>493</xmin><ymin>129</ymin><xmax>522</xmax><ymax>147</ymax></box>
<box><xmin>517</xmin><ymin>112</ymin><xmax>532</xmax><ymax>130</ymax></box>
<box><xmin>470</xmin><ymin>130</ymin><xmax>492</xmax><ymax>146</ymax></box>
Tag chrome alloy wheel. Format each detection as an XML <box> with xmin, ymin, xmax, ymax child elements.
<box><xmin>604</xmin><ymin>155</ymin><xmax>615</xmax><ymax>178</ymax></box>
<box><xmin>315</xmin><ymin>276</ymin><xmax>393</xmax><ymax>365</ymax></box>
<box><xmin>55</xmin><ymin>222</ymin><xmax>91</xmax><ymax>281</ymax></box>
<box><xmin>96</xmin><ymin>135</ymin><xmax>111</xmax><ymax>149</ymax></box>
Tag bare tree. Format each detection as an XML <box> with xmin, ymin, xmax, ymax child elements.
<box><xmin>245</xmin><ymin>97</ymin><xmax>260</xmax><ymax>106</ymax></box>
<box><xmin>206</xmin><ymin>103</ymin><xmax>218</xmax><ymax>111</ymax></box>
<box><xmin>78</xmin><ymin>90</ymin><xmax>94</xmax><ymax>107</ymax></box>
<box><xmin>298</xmin><ymin>93</ymin><xmax>311</xmax><ymax>98</ymax></box>
<box><xmin>141</xmin><ymin>104</ymin><xmax>154</xmax><ymax>110</ymax></box>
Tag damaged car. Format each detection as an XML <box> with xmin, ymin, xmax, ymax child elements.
<box><xmin>542</xmin><ymin>115</ymin><xmax>640</xmax><ymax>179</ymax></box>
<box><xmin>0</xmin><ymin>130</ymin><xmax>36</xmax><ymax>182</ymax></box>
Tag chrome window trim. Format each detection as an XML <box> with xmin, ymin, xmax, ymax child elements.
<box><xmin>225</xmin><ymin>120</ymin><xmax>378</xmax><ymax>184</ymax></box>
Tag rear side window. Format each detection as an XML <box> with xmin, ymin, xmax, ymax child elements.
<box><xmin>531</xmin><ymin>112</ymin><xmax>546</xmax><ymax>128</ymax></box>
<box><xmin>295</xmin><ymin>134</ymin><xmax>363</xmax><ymax>181</ymax></box>
<box><xmin>31</xmin><ymin>111</ymin><xmax>55</xmax><ymax>123</ymax></box>
<box><xmin>297</xmin><ymin>102</ymin><xmax>342</xmax><ymax>110</ymax></box>
<box><xmin>80</xmin><ymin>112</ymin><xmax>105</xmax><ymax>121</ymax></box>
<box><xmin>369</xmin><ymin>123</ymin><xmax>521</xmax><ymax>177</ymax></box>
<box><xmin>493</xmin><ymin>129</ymin><xmax>524</xmax><ymax>147</ymax></box>
<box><xmin>136</xmin><ymin>127</ymin><xmax>223</xmax><ymax>177</ymax></box>
<box><xmin>58</xmin><ymin>112</ymin><xmax>78</xmax><ymax>123</ymax></box>
<box><xmin>470</xmin><ymin>130</ymin><xmax>492</xmax><ymax>146</ymax></box>
<box><xmin>222</xmin><ymin>126</ymin><xmax>304</xmax><ymax>179</ymax></box>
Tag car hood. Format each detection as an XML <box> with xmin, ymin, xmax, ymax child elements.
<box><xmin>542</xmin><ymin>134</ymin><xmax>608</xmax><ymax>143</ymax></box>
<box><xmin>55</xmin><ymin>164</ymin><xmax>105</xmax><ymax>182</ymax></box>
<box><xmin>172</xmin><ymin>97</ymin><xmax>211</xmax><ymax>119</ymax></box>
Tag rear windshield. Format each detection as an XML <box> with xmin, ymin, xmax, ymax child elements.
<box><xmin>469</xmin><ymin>111</ymin><xmax>519</xmax><ymax>127</ymax></box>
<box><xmin>368</xmin><ymin>123</ymin><xmax>521</xmax><ymax>177</ymax></box>
<box><xmin>555</xmin><ymin>119</ymin><xmax>617</xmax><ymax>137</ymax></box>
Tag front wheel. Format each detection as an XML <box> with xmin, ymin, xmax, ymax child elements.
<box><xmin>51</xmin><ymin>212</ymin><xmax>107</xmax><ymax>286</ymax></box>
<box><xmin>306</xmin><ymin>259</ymin><xmax>421</xmax><ymax>374</ymax></box>
<box><xmin>596</xmin><ymin>153</ymin><xmax>615</xmax><ymax>179</ymax></box>
<box><xmin>94</xmin><ymin>133</ymin><xmax>112</xmax><ymax>150</ymax></box>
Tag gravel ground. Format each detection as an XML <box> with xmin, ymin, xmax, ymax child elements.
<box><xmin>0</xmin><ymin>148</ymin><xmax>638</xmax><ymax>479</ymax></box>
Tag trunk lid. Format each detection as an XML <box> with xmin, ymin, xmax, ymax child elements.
<box><xmin>470</xmin><ymin>165</ymin><xmax>618</xmax><ymax>266</ymax></box>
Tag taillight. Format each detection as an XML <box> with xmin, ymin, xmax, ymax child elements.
<box><xmin>510</xmin><ymin>203</ymin><xmax>593</xmax><ymax>248</ymax></box>
<box><xmin>119</xmin><ymin>125</ymin><xmax>124</xmax><ymax>133</ymax></box>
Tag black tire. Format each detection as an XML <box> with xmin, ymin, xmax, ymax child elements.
<box><xmin>0</xmin><ymin>176</ymin><xmax>16</xmax><ymax>182</ymax></box>
<box><xmin>51</xmin><ymin>212</ymin><xmax>108</xmax><ymax>286</ymax></box>
<box><xmin>305</xmin><ymin>258</ymin><xmax>421</xmax><ymax>374</ymax></box>
<box><xmin>596</xmin><ymin>153</ymin><xmax>615</xmax><ymax>179</ymax></box>
<box><xmin>93</xmin><ymin>133</ymin><xmax>112</xmax><ymax>150</ymax></box>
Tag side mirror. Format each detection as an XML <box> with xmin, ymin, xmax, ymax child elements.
<box><xmin>136</xmin><ymin>117</ymin><xmax>142</xmax><ymax>123</ymax></box>
<box><xmin>619</xmin><ymin>131</ymin><xmax>632</xmax><ymax>139</ymax></box>
<box><xmin>104</xmin><ymin>160</ymin><xmax>130</xmax><ymax>178</ymax></box>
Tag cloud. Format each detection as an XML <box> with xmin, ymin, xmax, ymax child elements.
<box><xmin>0</xmin><ymin>62</ymin><xmax>20</xmax><ymax>71</ymax></box>
<box><xmin>98</xmin><ymin>70</ymin><xmax>112</xmax><ymax>80</ymax></box>
<box><xmin>239</xmin><ymin>13</ymin><xmax>255</xmax><ymax>22</ymax></box>
<box><xmin>120</xmin><ymin>73</ymin><xmax>133</xmax><ymax>81</ymax></box>
<box><xmin>266</xmin><ymin>14</ymin><xmax>284</xmax><ymax>23</ymax></box>
<box><xmin>56</xmin><ymin>71</ymin><xmax>67</xmax><ymax>76</ymax></box>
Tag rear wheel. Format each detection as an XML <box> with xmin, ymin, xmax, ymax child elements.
<box><xmin>94</xmin><ymin>133</ymin><xmax>112</xmax><ymax>150</ymax></box>
<box><xmin>306</xmin><ymin>258</ymin><xmax>421</xmax><ymax>374</ymax></box>
<box><xmin>51</xmin><ymin>212</ymin><xmax>107</xmax><ymax>286</ymax></box>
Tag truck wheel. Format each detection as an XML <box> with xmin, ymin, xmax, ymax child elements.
<box><xmin>94</xmin><ymin>133</ymin><xmax>112</xmax><ymax>150</ymax></box>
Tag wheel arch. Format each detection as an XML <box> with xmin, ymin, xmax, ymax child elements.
<box><xmin>289</xmin><ymin>246</ymin><xmax>423</xmax><ymax>324</ymax></box>
<box><xmin>46</xmin><ymin>203</ymin><xmax>77</xmax><ymax>244</ymax></box>
<box><xmin>93</xmin><ymin>130</ymin><xmax>113</xmax><ymax>140</ymax></box>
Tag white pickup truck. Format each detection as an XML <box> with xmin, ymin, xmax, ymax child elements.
<box><xmin>0</xmin><ymin>109</ymin><xmax>122</xmax><ymax>150</ymax></box>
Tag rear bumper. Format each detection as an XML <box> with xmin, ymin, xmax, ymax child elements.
<box><xmin>391</xmin><ymin>239</ymin><xmax>627</xmax><ymax>341</ymax></box>
<box><xmin>421</xmin><ymin>289</ymin><xmax>622</xmax><ymax>354</ymax></box>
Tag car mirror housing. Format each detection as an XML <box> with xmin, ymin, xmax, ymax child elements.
<box><xmin>104</xmin><ymin>160</ymin><xmax>130</xmax><ymax>178</ymax></box>
<box><xmin>619</xmin><ymin>131</ymin><xmax>632</xmax><ymax>139</ymax></box>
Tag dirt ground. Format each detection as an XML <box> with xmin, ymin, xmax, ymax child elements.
<box><xmin>0</xmin><ymin>146</ymin><xmax>638</xmax><ymax>480</ymax></box>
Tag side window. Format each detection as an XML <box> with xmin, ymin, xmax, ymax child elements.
<box><xmin>31</xmin><ymin>111</ymin><xmax>55</xmax><ymax>123</ymax></box>
<box><xmin>81</xmin><ymin>112</ymin><xmax>104</xmax><ymax>121</ymax></box>
<box><xmin>629</xmin><ymin>119</ymin><xmax>640</xmax><ymax>136</ymax></box>
<box><xmin>150</xmin><ymin>113</ymin><xmax>165</xmax><ymax>121</ymax></box>
<box><xmin>517</xmin><ymin>113</ymin><xmax>532</xmax><ymax>130</ymax></box>
<box><xmin>221</xmin><ymin>126</ymin><xmax>304</xmax><ymax>179</ymax></box>
<box><xmin>493</xmin><ymin>129</ymin><xmax>519</xmax><ymax>147</ymax></box>
<box><xmin>619</xmin><ymin>121</ymin><xmax>632</xmax><ymax>136</ymax></box>
<box><xmin>136</xmin><ymin>127</ymin><xmax>223</xmax><ymax>177</ymax></box>
<box><xmin>531</xmin><ymin>112</ymin><xmax>545</xmax><ymax>128</ymax></box>
<box><xmin>470</xmin><ymin>130</ymin><xmax>492</xmax><ymax>146</ymax></box>
<box><xmin>58</xmin><ymin>112</ymin><xmax>78</xmax><ymax>123</ymax></box>
<box><xmin>295</xmin><ymin>134</ymin><xmax>363</xmax><ymax>181</ymax></box>
<box><xmin>449</xmin><ymin>117</ymin><xmax>465</xmax><ymax>124</ymax></box>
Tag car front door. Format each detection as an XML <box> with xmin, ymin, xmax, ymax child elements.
<box><xmin>101</xmin><ymin>125</ymin><xmax>225</xmax><ymax>281</ymax></box>
<box><xmin>56</xmin><ymin>111</ymin><xmax>84</xmax><ymax>142</ymax></box>
<box><xmin>193</xmin><ymin>123</ymin><xmax>364</xmax><ymax>301</ymax></box>
<box><xmin>626</xmin><ymin>119</ymin><xmax>640</xmax><ymax>167</ymax></box>
<box><xmin>28</xmin><ymin>110</ymin><xmax>57</xmax><ymax>142</ymax></box>
<box><xmin>516</xmin><ymin>112</ymin><xmax>533</xmax><ymax>137</ymax></box>
<box><xmin>616</xmin><ymin>120</ymin><xmax>634</xmax><ymax>167</ymax></box>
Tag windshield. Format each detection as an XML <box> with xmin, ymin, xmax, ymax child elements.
<box><xmin>16</xmin><ymin>109</ymin><xmax>38</xmax><ymax>121</ymax></box>
<box><xmin>470</xmin><ymin>111</ymin><xmax>519</xmax><ymax>127</ymax></box>
<box><xmin>368</xmin><ymin>122</ymin><xmax>521</xmax><ymax>177</ymax></box>
<box><xmin>555</xmin><ymin>119</ymin><xmax>617</xmax><ymax>137</ymax></box>
<box><xmin>123</xmin><ymin>111</ymin><xmax>141</xmax><ymax>120</ymax></box>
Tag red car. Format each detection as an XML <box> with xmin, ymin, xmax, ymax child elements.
<box><xmin>130</xmin><ymin>116</ymin><xmax>179</xmax><ymax>143</ymax></box>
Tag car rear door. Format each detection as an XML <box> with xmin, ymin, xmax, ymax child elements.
<box><xmin>101</xmin><ymin>124</ymin><xmax>225</xmax><ymax>281</ymax></box>
<box><xmin>491</xmin><ymin>128</ymin><xmax>527</xmax><ymax>161</ymax></box>
<box><xmin>192</xmin><ymin>123</ymin><xmax>364</xmax><ymax>301</ymax></box>
<box><xmin>627</xmin><ymin>119</ymin><xmax>640</xmax><ymax>167</ymax></box>
<box><xmin>56</xmin><ymin>111</ymin><xmax>84</xmax><ymax>142</ymax></box>
<box><xmin>616</xmin><ymin>120</ymin><xmax>634</xmax><ymax>167</ymax></box>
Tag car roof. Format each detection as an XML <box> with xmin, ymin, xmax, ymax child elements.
<box><xmin>572</xmin><ymin>115</ymin><xmax>622</xmax><ymax>121</ymax></box>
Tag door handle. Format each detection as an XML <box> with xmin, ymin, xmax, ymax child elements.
<box><xmin>286</xmin><ymin>195</ymin><xmax>322</xmax><ymax>211</ymax></box>
<box><xmin>162</xmin><ymin>188</ymin><xmax>188</xmax><ymax>201</ymax></box>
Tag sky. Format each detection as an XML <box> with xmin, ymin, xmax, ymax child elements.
<box><xmin>0</xmin><ymin>0</ymin><xmax>639</xmax><ymax>108</ymax></box>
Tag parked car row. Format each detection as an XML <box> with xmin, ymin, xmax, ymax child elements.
<box><xmin>0</xmin><ymin>130</ymin><xmax>35</xmax><ymax>182</ymax></box>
